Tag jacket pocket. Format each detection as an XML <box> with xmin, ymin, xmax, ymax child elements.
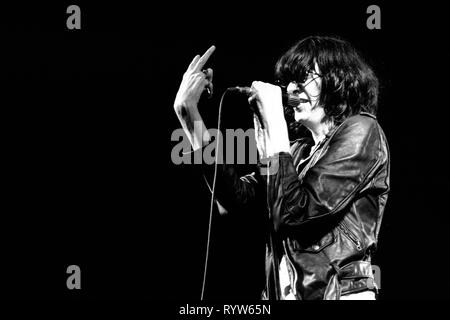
<box><xmin>291</xmin><ymin>231</ymin><xmax>335</xmax><ymax>253</ymax></box>
<box><xmin>338</xmin><ymin>220</ymin><xmax>363</xmax><ymax>251</ymax></box>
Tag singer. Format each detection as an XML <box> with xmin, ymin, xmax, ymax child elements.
<box><xmin>173</xmin><ymin>36</ymin><xmax>390</xmax><ymax>300</ymax></box>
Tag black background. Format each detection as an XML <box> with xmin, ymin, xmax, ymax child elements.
<box><xmin>1</xmin><ymin>1</ymin><xmax>449</xmax><ymax>301</ymax></box>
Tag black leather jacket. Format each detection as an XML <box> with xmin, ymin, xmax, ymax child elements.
<box><xmin>202</xmin><ymin>112</ymin><xmax>390</xmax><ymax>300</ymax></box>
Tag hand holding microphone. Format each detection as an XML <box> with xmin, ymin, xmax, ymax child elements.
<box><xmin>233</xmin><ymin>81</ymin><xmax>292</xmax><ymax>156</ymax></box>
<box><xmin>230</xmin><ymin>83</ymin><xmax>309</xmax><ymax>129</ymax></box>
<box><xmin>248</xmin><ymin>82</ymin><xmax>285</xmax><ymax>131</ymax></box>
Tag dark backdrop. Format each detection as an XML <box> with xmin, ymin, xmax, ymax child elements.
<box><xmin>1</xmin><ymin>1</ymin><xmax>448</xmax><ymax>300</ymax></box>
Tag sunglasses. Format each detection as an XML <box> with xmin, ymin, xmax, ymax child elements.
<box><xmin>276</xmin><ymin>70</ymin><xmax>322</xmax><ymax>106</ymax></box>
<box><xmin>276</xmin><ymin>70</ymin><xmax>322</xmax><ymax>91</ymax></box>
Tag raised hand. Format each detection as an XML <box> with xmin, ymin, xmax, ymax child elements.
<box><xmin>173</xmin><ymin>45</ymin><xmax>215</xmax><ymax>150</ymax></box>
<box><xmin>174</xmin><ymin>45</ymin><xmax>215</xmax><ymax>113</ymax></box>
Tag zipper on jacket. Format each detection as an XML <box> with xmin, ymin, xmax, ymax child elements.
<box><xmin>339</xmin><ymin>220</ymin><xmax>363</xmax><ymax>251</ymax></box>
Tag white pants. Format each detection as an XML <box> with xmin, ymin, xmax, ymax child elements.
<box><xmin>340</xmin><ymin>290</ymin><xmax>376</xmax><ymax>300</ymax></box>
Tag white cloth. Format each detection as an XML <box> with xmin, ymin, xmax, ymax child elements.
<box><xmin>279</xmin><ymin>255</ymin><xmax>296</xmax><ymax>300</ymax></box>
<box><xmin>340</xmin><ymin>290</ymin><xmax>376</xmax><ymax>300</ymax></box>
<box><xmin>279</xmin><ymin>255</ymin><xmax>376</xmax><ymax>300</ymax></box>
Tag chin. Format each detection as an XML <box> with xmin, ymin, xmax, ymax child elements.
<box><xmin>295</xmin><ymin>115</ymin><xmax>308</xmax><ymax>123</ymax></box>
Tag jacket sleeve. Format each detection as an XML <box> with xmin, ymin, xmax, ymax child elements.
<box><xmin>265</xmin><ymin>116</ymin><xmax>384</xmax><ymax>231</ymax></box>
<box><xmin>197</xmin><ymin>145</ymin><xmax>262</xmax><ymax>213</ymax></box>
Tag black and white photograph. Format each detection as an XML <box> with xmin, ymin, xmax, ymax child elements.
<box><xmin>1</xmin><ymin>0</ymin><xmax>449</xmax><ymax>314</ymax></box>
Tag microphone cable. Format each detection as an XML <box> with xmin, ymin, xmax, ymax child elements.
<box><xmin>200</xmin><ymin>86</ymin><xmax>288</xmax><ymax>300</ymax></box>
<box><xmin>200</xmin><ymin>88</ymin><xmax>234</xmax><ymax>300</ymax></box>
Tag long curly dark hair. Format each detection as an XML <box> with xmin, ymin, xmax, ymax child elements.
<box><xmin>275</xmin><ymin>36</ymin><xmax>379</xmax><ymax>140</ymax></box>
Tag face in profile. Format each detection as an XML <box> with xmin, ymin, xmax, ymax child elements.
<box><xmin>286</xmin><ymin>63</ymin><xmax>324</xmax><ymax>125</ymax></box>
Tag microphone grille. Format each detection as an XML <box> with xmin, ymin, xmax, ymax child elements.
<box><xmin>285</xmin><ymin>94</ymin><xmax>301</xmax><ymax>108</ymax></box>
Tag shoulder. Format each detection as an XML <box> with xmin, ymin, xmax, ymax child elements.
<box><xmin>340</xmin><ymin>112</ymin><xmax>378</xmax><ymax>132</ymax></box>
<box><xmin>332</xmin><ymin>112</ymin><xmax>381</xmax><ymax>142</ymax></box>
<box><xmin>326</xmin><ymin>112</ymin><xmax>386</xmax><ymax>159</ymax></box>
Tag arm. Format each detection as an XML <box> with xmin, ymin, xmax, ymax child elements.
<box><xmin>201</xmin><ymin>158</ymin><xmax>263</xmax><ymax>213</ymax></box>
<box><xmin>173</xmin><ymin>46</ymin><xmax>261</xmax><ymax>213</ymax></box>
<box><xmin>173</xmin><ymin>46</ymin><xmax>215</xmax><ymax>151</ymax></box>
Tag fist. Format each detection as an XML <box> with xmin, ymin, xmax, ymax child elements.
<box><xmin>249</xmin><ymin>81</ymin><xmax>284</xmax><ymax>128</ymax></box>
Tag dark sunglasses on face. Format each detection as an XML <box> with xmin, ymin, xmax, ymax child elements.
<box><xmin>276</xmin><ymin>70</ymin><xmax>322</xmax><ymax>91</ymax></box>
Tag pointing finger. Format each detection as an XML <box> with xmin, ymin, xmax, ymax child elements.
<box><xmin>193</xmin><ymin>45</ymin><xmax>216</xmax><ymax>71</ymax></box>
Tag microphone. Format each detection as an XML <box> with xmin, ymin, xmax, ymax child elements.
<box><xmin>229</xmin><ymin>86</ymin><xmax>310</xmax><ymax>108</ymax></box>
<box><xmin>228</xmin><ymin>86</ymin><xmax>309</xmax><ymax>129</ymax></box>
